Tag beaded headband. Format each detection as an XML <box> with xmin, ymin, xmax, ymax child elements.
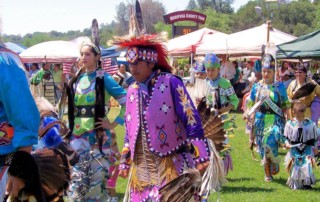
<box><xmin>81</xmin><ymin>42</ymin><xmax>101</xmax><ymax>55</ymax></box>
<box><xmin>126</xmin><ymin>47</ymin><xmax>158</xmax><ymax>64</ymax></box>
<box><xmin>109</xmin><ymin>33</ymin><xmax>172</xmax><ymax>71</ymax></box>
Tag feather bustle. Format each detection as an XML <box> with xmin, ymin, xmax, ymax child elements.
<box><xmin>159</xmin><ymin>169</ymin><xmax>201</xmax><ymax>202</ymax></box>
<box><xmin>130</xmin><ymin>132</ymin><xmax>179</xmax><ymax>193</ymax></box>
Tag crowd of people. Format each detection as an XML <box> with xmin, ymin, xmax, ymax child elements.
<box><xmin>1</xmin><ymin>33</ymin><xmax>320</xmax><ymax>202</ymax></box>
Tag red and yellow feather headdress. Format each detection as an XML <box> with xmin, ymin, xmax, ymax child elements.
<box><xmin>109</xmin><ymin>33</ymin><xmax>172</xmax><ymax>72</ymax></box>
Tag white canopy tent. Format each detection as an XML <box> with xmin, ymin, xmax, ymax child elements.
<box><xmin>20</xmin><ymin>37</ymin><xmax>91</xmax><ymax>63</ymax></box>
<box><xmin>226</xmin><ymin>23</ymin><xmax>296</xmax><ymax>56</ymax></box>
<box><xmin>195</xmin><ymin>32</ymin><xmax>229</xmax><ymax>55</ymax></box>
<box><xmin>167</xmin><ymin>28</ymin><xmax>225</xmax><ymax>57</ymax></box>
<box><xmin>194</xmin><ymin>23</ymin><xmax>296</xmax><ymax>57</ymax></box>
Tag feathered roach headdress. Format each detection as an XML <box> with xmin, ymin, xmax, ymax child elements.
<box><xmin>110</xmin><ymin>33</ymin><xmax>172</xmax><ymax>72</ymax></box>
<box><xmin>109</xmin><ymin>0</ymin><xmax>172</xmax><ymax>72</ymax></box>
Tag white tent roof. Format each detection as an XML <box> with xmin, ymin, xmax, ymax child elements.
<box><xmin>226</xmin><ymin>23</ymin><xmax>296</xmax><ymax>56</ymax></box>
<box><xmin>70</xmin><ymin>36</ymin><xmax>91</xmax><ymax>49</ymax></box>
<box><xmin>168</xmin><ymin>28</ymin><xmax>225</xmax><ymax>56</ymax></box>
<box><xmin>20</xmin><ymin>37</ymin><xmax>90</xmax><ymax>63</ymax></box>
<box><xmin>195</xmin><ymin>32</ymin><xmax>229</xmax><ymax>55</ymax></box>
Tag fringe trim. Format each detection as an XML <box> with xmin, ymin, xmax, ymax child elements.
<box><xmin>130</xmin><ymin>156</ymin><xmax>179</xmax><ymax>192</ymax></box>
<box><xmin>200</xmin><ymin>139</ymin><xmax>226</xmax><ymax>196</ymax></box>
<box><xmin>284</xmin><ymin>149</ymin><xmax>317</xmax><ymax>189</ymax></box>
<box><xmin>123</xmin><ymin>170</ymin><xmax>132</xmax><ymax>202</ymax></box>
<box><xmin>284</xmin><ymin>121</ymin><xmax>318</xmax><ymax>143</ymax></box>
<box><xmin>162</xmin><ymin>156</ymin><xmax>179</xmax><ymax>183</ymax></box>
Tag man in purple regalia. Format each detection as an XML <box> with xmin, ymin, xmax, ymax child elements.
<box><xmin>111</xmin><ymin>34</ymin><xmax>210</xmax><ymax>201</ymax></box>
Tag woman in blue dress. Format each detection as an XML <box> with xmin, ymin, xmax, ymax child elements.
<box><xmin>247</xmin><ymin>54</ymin><xmax>290</xmax><ymax>182</ymax></box>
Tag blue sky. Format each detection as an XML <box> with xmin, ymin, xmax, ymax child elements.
<box><xmin>0</xmin><ymin>0</ymin><xmax>250</xmax><ymax>35</ymax></box>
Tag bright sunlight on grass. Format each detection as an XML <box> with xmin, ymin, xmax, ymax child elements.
<box><xmin>109</xmin><ymin>108</ymin><xmax>320</xmax><ymax>202</ymax></box>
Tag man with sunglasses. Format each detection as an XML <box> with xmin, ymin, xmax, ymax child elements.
<box><xmin>287</xmin><ymin>64</ymin><xmax>320</xmax><ymax>122</ymax></box>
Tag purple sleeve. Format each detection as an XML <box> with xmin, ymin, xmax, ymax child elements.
<box><xmin>119</xmin><ymin>141</ymin><xmax>131</xmax><ymax>170</ymax></box>
<box><xmin>119</xmin><ymin>100</ymin><xmax>131</xmax><ymax>171</ymax></box>
<box><xmin>169</xmin><ymin>75</ymin><xmax>210</xmax><ymax>165</ymax></box>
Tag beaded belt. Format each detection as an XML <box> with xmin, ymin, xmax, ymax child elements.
<box><xmin>75</xmin><ymin>105</ymin><xmax>95</xmax><ymax>118</ymax></box>
<box><xmin>258</xmin><ymin>106</ymin><xmax>276</xmax><ymax>114</ymax></box>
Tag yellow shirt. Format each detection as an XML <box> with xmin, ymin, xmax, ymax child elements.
<box><xmin>287</xmin><ymin>79</ymin><xmax>320</xmax><ymax>119</ymax></box>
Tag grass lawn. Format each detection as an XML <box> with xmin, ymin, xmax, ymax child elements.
<box><xmin>109</xmin><ymin>108</ymin><xmax>320</xmax><ymax>202</ymax></box>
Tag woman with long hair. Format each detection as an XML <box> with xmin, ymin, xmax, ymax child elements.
<box><xmin>66</xmin><ymin>42</ymin><xmax>126</xmax><ymax>201</ymax></box>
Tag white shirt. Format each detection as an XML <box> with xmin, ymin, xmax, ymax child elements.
<box><xmin>220</xmin><ymin>61</ymin><xmax>236</xmax><ymax>80</ymax></box>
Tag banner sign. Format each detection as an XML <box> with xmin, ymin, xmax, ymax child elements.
<box><xmin>163</xmin><ymin>10</ymin><xmax>207</xmax><ymax>24</ymax></box>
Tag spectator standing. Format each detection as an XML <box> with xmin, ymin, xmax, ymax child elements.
<box><xmin>52</xmin><ymin>63</ymin><xmax>65</xmax><ymax>100</ymax></box>
<box><xmin>113</xmin><ymin>64</ymin><xmax>133</xmax><ymax>89</ymax></box>
<box><xmin>28</xmin><ymin>63</ymin><xmax>39</xmax><ymax>79</ymax></box>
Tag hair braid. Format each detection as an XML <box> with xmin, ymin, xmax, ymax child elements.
<box><xmin>94</xmin><ymin>59</ymin><xmax>106</xmax><ymax>153</ymax></box>
<box><xmin>66</xmin><ymin>67</ymin><xmax>85</xmax><ymax>140</ymax></box>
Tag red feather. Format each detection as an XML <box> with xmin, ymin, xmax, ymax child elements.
<box><xmin>109</xmin><ymin>33</ymin><xmax>172</xmax><ymax>72</ymax></box>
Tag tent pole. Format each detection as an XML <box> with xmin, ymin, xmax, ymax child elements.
<box><xmin>275</xmin><ymin>58</ymin><xmax>277</xmax><ymax>81</ymax></box>
<box><xmin>267</xmin><ymin>21</ymin><xmax>271</xmax><ymax>43</ymax></box>
<box><xmin>190</xmin><ymin>53</ymin><xmax>194</xmax><ymax>84</ymax></box>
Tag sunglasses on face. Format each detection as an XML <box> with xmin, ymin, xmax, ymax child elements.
<box><xmin>295</xmin><ymin>71</ymin><xmax>305</xmax><ymax>74</ymax></box>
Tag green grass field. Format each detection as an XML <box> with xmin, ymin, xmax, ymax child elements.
<box><xmin>109</xmin><ymin>109</ymin><xmax>320</xmax><ymax>202</ymax></box>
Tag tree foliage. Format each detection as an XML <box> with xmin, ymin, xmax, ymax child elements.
<box><xmin>317</xmin><ymin>4</ymin><xmax>320</xmax><ymax>29</ymax></box>
<box><xmin>115</xmin><ymin>2</ymin><xmax>131</xmax><ymax>36</ymax></box>
<box><xmin>272</xmin><ymin>0</ymin><xmax>317</xmax><ymax>36</ymax></box>
<box><xmin>140</xmin><ymin>0</ymin><xmax>166</xmax><ymax>33</ymax></box>
<box><xmin>154</xmin><ymin>21</ymin><xmax>172</xmax><ymax>38</ymax></box>
<box><xmin>201</xmin><ymin>7</ymin><xmax>234</xmax><ymax>33</ymax></box>
<box><xmin>197</xmin><ymin>0</ymin><xmax>234</xmax><ymax>13</ymax></box>
<box><xmin>2</xmin><ymin>0</ymin><xmax>320</xmax><ymax>48</ymax></box>
<box><xmin>231</xmin><ymin>1</ymin><xmax>262</xmax><ymax>32</ymax></box>
<box><xmin>232</xmin><ymin>0</ymin><xmax>318</xmax><ymax>36</ymax></box>
<box><xmin>187</xmin><ymin>0</ymin><xmax>198</xmax><ymax>10</ymax></box>
<box><xmin>114</xmin><ymin>0</ymin><xmax>166</xmax><ymax>35</ymax></box>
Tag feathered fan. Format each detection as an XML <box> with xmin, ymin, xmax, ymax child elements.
<box><xmin>185</xmin><ymin>81</ymin><xmax>232</xmax><ymax>196</ymax></box>
<box><xmin>291</xmin><ymin>80</ymin><xmax>317</xmax><ymax>100</ymax></box>
<box><xmin>186</xmin><ymin>79</ymin><xmax>235</xmax><ymax>154</ymax></box>
<box><xmin>159</xmin><ymin>168</ymin><xmax>202</xmax><ymax>202</ymax></box>
<box><xmin>196</xmin><ymin>97</ymin><xmax>236</xmax><ymax>153</ymax></box>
